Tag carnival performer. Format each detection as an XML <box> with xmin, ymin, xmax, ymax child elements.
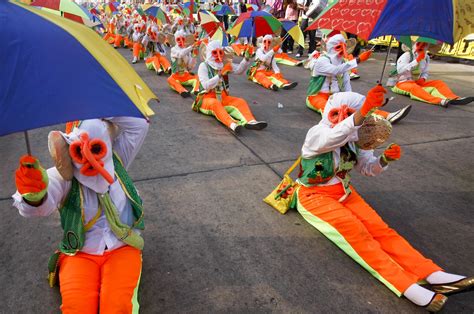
<box><xmin>391</xmin><ymin>42</ymin><xmax>474</xmax><ymax>107</ymax></box>
<box><xmin>306</xmin><ymin>34</ymin><xmax>411</xmax><ymax>124</ymax></box>
<box><xmin>168</xmin><ymin>30</ymin><xmax>200</xmax><ymax>97</ymax></box>
<box><xmin>144</xmin><ymin>24</ymin><xmax>171</xmax><ymax>75</ymax></box>
<box><xmin>295</xmin><ymin>86</ymin><xmax>474</xmax><ymax>312</ymax></box>
<box><xmin>193</xmin><ymin>40</ymin><xmax>267</xmax><ymax>133</ymax></box>
<box><xmin>113</xmin><ymin>13</ymin><xmax>127</xmax><ymax>49</ymax></box>
<box><xmin>12</xmin><ymin>117</ymin><xmax>149</xmax><ymax>313</ymax></box>
<box><xmin>103</xmin><ymin>15</ymin><xmax>116</xmax><ymax>44</ymax></box>
<box><xmin>131</xmin><ymin>22</ymin><xmax>146</xmax><ymax>64</ymax></box>
<box><xmin>247</xmin><ymin>35</ymin><xmax>297</xmax><ymax>91</ymax></box>
<box><xmin>172</xmin><ymin>16</ymin><xmax>195</xmax><ymax>35</ymax></box>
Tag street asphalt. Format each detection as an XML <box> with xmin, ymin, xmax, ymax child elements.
<box><xmin>0</xmin><ymin>48</ymin><xmax>473</xmax><ymax>313</ymax></box>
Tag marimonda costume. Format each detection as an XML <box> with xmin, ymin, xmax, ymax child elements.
<box><xmin>13</xmin><ymin>117</ymin><xmax>149</xmax><ymax>313</ymax></box>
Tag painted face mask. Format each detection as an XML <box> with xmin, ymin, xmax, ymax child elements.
<box><xmin>69</xmin><ymin>132</ymin><xmax>114</xmax><ymax>184</ymax></box>
<box><xmin>263</xmin><ymin>39</ymin><xmax>272</xmax><ymax>51</ymax></box>
<box><xmin>328</xmin><ymin>104</ymin><xmax>355</xmax><ymax>127</ymax></box>
<box><xmin>334</xmin><ymin>42</ymin><xmax>348</xmax><ymax>59</ymax></box>
<box><xmin>211</xmin><ymin>48</ymin><xmax>224</xmax><ymax>63</ymax></box>
<box><xmin>176</xmin><ymin>36</ymin><xmax>186</xmax><ymax>48</ymax></box>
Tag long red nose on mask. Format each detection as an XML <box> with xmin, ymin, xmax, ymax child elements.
<box><xmin>212</xmin><ymin>49</ymin><xmax>224</xmax><ymax>63</ymax></box>
<box><xmin>334</xmin><ymin>42</ymin><xmax>348</xmax><ymax>58</ymax></box>
<box><xmin>69</xmin><ymin>133</ymin><xmax>114</xmax><ymax>184</ymax></box>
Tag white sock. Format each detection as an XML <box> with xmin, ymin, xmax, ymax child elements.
<box><xmin>230</xmin><ymin>122</ymin><xmax>238</xmax><ymax>131</ymax></box>
<box><xmin>404</xmin><ymin>283</ymin><xmax>435</xmax><ymax>306</ymax></box>
<box><xmin>426</xmin><ymin>271</ymin><xmax>465</xmax><ymax>285</ymax></box>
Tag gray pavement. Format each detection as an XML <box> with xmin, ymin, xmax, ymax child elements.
<box><xmin>0</xmin><ymin>49</ymin><xmax>473</xmax><ymax>313</ymax></box>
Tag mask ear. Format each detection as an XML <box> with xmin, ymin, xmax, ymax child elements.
<box><xmin>48</xmin><ymin>131</ymin><xmax>74</xmax><ymax>181</ymax></box>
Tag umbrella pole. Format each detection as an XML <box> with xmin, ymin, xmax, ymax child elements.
<box><xmin>378</xmin><ymin>36</ymin><xmax>394</xmax><ymax>84</ymax></box>
<box><xmin>24</xmin><ymin>130</ymin><xmax>32</xmax><ymax>156</ymax></box>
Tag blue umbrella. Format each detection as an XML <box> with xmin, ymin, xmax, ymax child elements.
<box><xmin>0</xmin><ymin>1</ymin><xmax>157</xmax><ymax>152</ymax></box>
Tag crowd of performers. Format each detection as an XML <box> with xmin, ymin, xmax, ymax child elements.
<box><xmin>11</xmin><ymin>2</ymin><xmax>474</xmax><ymax>313</ymax></box>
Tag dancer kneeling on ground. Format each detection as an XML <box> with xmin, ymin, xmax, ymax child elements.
<box><xmin>306</xmin><ymin>33</ymin><xmax>411</xmax><ymax>124</ymax></box>
<box><xmin>12</xmin><ymin>117</ymin><xmax>149</xmax><ymax>313</ymax></box>
<box><xmin>295</xmin><ymin>85</ymin><xmax>473</xmax><ymax>312</ymax></box>
<box><xmin>391</xmin><ymin>42</ymin><xmax>473</xmax><ymax>107</ymax></box>
<box><xmin>247</xmin><ymin>35</ymin><xmax>297</xmax><ymax>91</ymax></box>
<box><xmin>168</xmin><ymin>30</ymin><xmax>200</xmax><ymax>98</ymax></box>
<box><xmin>193</xmin><ymin>40</ymin><xmax>267</xmax><ymax>133</ymax></box>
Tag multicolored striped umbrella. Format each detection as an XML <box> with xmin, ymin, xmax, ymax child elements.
<box><xmin>145</xmin><ymin>6</ymin><xmax>170</xmax><ymax>25</ymax></box>
<box><xmin>307</xmin><ymin>0</ymin><xmax>472</xmax><ymax>44</ymax></box>
<box><xmin>228</xmin><ymin>11</ymin><xmax>281</xmax><ymax>38</ymax></box>
<box><xmin>104</xmin><ymin>2</ymin><xmax>118</xmax><ymax>16</ymax></box>
<box><xmin>212</xmin><ymin>4</ymin><xmax>234</xmax><ymax>16</ymax></box>
<box><xmin>245</xmin><ymin>3</ymin><xmax>259</xmax><ymax>12</ymax></box>
<box><xmin>32</xmin><ymin>0</ymin><xmax>93</xmax><ymax>22</ymax></box>
<box><xmin>199</xmin><ymin>9</ymin><xmax>220</xmax><ymax>35</ymax></box>
<box><xmin>0</xmin><ymin>1</ymin><xmax>156</xmax><ymax>137</ymax></box>
<box><xmin>279</xmin><ymin>19</ymin><xmax>304</xmax><ymax>47</ymax></box>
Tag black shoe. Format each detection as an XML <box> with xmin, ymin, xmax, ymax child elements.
<box><xmin>429</xmin><ymin>276</ymin><xmax>474</xmax><ymax>296</ymax></box>
<box><xmin>424</xmin><ymin>294</ymin><xmax>448</xmax><ymax>312</ymax></box>
<box><xmin>232</xmin><ymin>125</ymin><xmax>243</xmax><ymax>134</ymax></box>
<box><xmin>387</xmin><ymin>105</ymin><xmax>412</xmax><ymax>124</ymax></box>
<box><xmin>446</xmin><ymin>97</ymin><xmax>474</xmax><ymax>106</ymax></box>
<box><xmin>180</xmin><ymin>91</ymin><xmax>191</xmax><ymax>98</ymax></box>
<box><xmin>245</xmin><ymin>121</ymin><xmax>268</xmax><ymax>130</ymax></box>
<box><xmin>282</xmin><ymin>82</ymin><xmax>297</xmax><ymax>90</ymax></box>
<box><xmin>271</xmin><ymin>84</ymin><xmax>279</xmax><ymax>91</ymax></box>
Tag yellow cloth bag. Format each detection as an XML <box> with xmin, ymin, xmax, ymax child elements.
<box><xmin>263</xmin><ymin>157</ymin><xmax>302</xmax><ymax>214</ymax></box>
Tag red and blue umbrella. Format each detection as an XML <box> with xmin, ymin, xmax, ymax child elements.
<box><xmin>307</xmin><ymin>0</ymin><xmax>471</xmax><ymax>44</ymax></box>
<box><xmin>0</xmin><ymin>1</ymin><xmax>156</xmax><ymax>138</ymax></box>
<box><xmin>228</xmin><ymin>11</ymin><xmax>281</xmax><ymax>38</ymax></box>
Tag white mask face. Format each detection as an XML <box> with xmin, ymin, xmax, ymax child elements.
<box><xmin>63</xmin><ymin>119</ymin><xmax>114</xmax><ymax>194</ymax></box>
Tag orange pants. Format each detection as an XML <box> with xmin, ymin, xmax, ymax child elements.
<box><xmin>231</xmin><ymin>43</ymin><xmax>247</xmax><ymax>56</ymax></box>
<box><xmin>103</xmin><ymin>33</ymin><xmax>114</xmax><ymax>43</ymax></box>
<box><xmin>114</xmin><ymin>35</ymin><xmax>124</xmax><ymax>48</ymax></box>
<box><xmin>394</xmin><ymin>80</ymin><xmax>459</xmax><ymax>105</ymax></box>
<box><xmin>133</xmin><ymin>42</ymin><xmax>145</xmax><ymax>58</ymax></box>
<box><xmin>167</xmin><ymin>72</ymin><xmax>199</xmax><ymax>94</ymax></box>
<box><xmin>252</xmin><ymin>70</ymin><xmax>289</xmax><ymax>89</ymax></box>
<box><xmin>297</xmin><ymin>184</ymin><xmax>441</xmax><ymax>296</ymax></box>
<box><xmin>145</xmin><ymin>53</ymin><xmax>171</xmax><ymax>73</ymax></box>
<box><xmin>58</xmin><ymin>246</ymin><xmax>142</xmax><ymax>314</ymax></box>
<box><xmin>274</xmin><ymin>53</ymin><xmax>301</xmax><ymax>66</ymax></box>
<box><xmin>124</xmin><ymin>37</ymin><xmax>133</xmax><ymax>48</ymax></box>
<box><xmin>198</xmin><ymin>92</ymin><xmax>256</xmax><ymax>128</ymax></box>
<box><xmin>306</xmin><ymin>92</ymin><xmax>389</xmax><ymax>118</ymax></box>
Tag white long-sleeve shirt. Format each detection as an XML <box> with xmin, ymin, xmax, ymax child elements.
<box><xmin>301</xmin><ymin>93</ymin><xmax>386</xmax><ymax>186</ymax></box>
<box><xmin>310</xmin><ymin>56</ymin><xmax>357</xmax><ymax>93</ymax></box>
<box><xmin>198</xmin><ymin>59</ymin><xmax>251</xmax><ymax>92</ymax></box>
<box><xmin>170</xmin><ymin>45</ymin><xmax>196</xmax><ymax>72</ymax></box>
<box><xmin>396</xmin><ymin>51</ymin><xmax>429</xmax><ymax>82</ymax></box>
<box><xmin>255</xmin><ymin>47</ymin><xmax>280</xmax><ymax>73</ymax></box>
<box><xmin>12</xmin><ymin>117</ymin><xmax>149</xmax><ymax>256</ymax></box>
